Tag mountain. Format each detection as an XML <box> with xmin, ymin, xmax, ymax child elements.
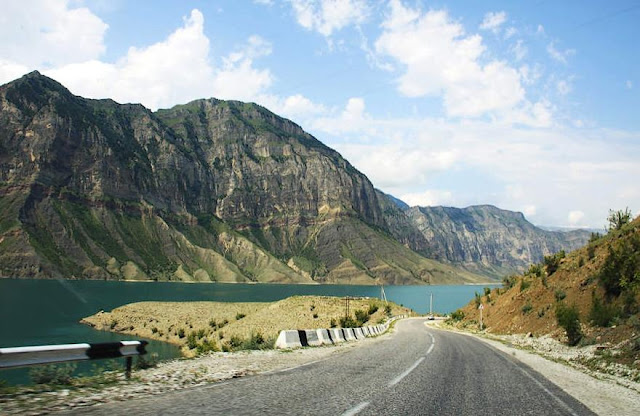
<box><xmin>403</xmin><ymin>205</ymin><xmax>591</xmax><ymax>278</ymax></box>
<box><xmin>0</xmin><ymin>72</ymin><xmax>487</xmax><ymax>285</ymax></box>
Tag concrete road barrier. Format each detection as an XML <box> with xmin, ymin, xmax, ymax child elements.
<box><xmin>317</xmin><ymin>329</ymin><xmax>333</xmax><ymax>345</ymax></box>
<box><xmin>275</xmin><ymin>330</ymin><xmax>302</xmax><ymax>349</ymax></box>
<box><xmin>304</xmin><ymin>329</ymin><xmax>323</xmax><ymax>347</ymax></box>
<box><xmin>344</xmin><ymin>328</ymin><xmax>356</xmax><ymax>341</ymax></box>
<box><xmin>354</xmin><ymin>328</ymin><xmax>365</xmax><ymax>339</ymax></box>
<box><xmin>329</xmin><ymin>328</ymin><xmax>345</xmax><ymax>343</ymax></box>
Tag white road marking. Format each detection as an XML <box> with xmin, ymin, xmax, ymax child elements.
<box><xmin>513</xmin><ymin>361</ymin><xmax>579</xmax><ymax>416</ymax></box>
<box><xmin>426</xmin><ymin>332</ymin><xmax>435</xmax><ymax>355</ymax></box>
<box><xmin>341</xmin><ymin>401</ymin><xmax>370</xmax><ymax>416</ymax></box>
<box><xmin>388</xmin><ymin>357</ymin><xmax>425</xmax><ymax>387</ymax></box>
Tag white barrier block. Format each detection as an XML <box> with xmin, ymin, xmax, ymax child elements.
<box><xmin>316</xmin><ymin>329</ymin><xmax>333</xmax><ymax>345</ymax></box>
<box><xmin>329</xmin><ymin>328</ymin><xmax>345</xmax><ymax>343</ymax></box>
<box><xmin>354</xmin><ymin>328</ymin><xmax>365</xmax><ymax>339</ymax></box>
<box><xmin>275</xmin><ymin>330</ymin><xmax>302</xmax><ymax>349</ymax></box>
<box><xmin>362</xmin><ymin>327</ymin><xmax>371</xmax><ymax>337</ymax></box>
<box><xmin>304</xmin><ymin>329</ymin><xmax>323</xmax><ymax>347</ymax></box>
<box><xmin>344</xmin><ymin>328</ymin><xmax>356</xmax><ymax>341</ymax></box>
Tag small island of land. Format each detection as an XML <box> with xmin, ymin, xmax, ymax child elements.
<box><xmin>81</xmin><ymin>296</ymin><xmax>413</xmax><ymax>356</ymax></box>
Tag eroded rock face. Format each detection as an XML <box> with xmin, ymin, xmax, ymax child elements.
<box><xmin>405</xmin><ymin>205</ymin><xmax>590</xmax><ymax>278</ymax></box>
<box><xmin>0</xmin><ymin>72</ymin><xmax>483</xmax><ymax>284</ymax></box>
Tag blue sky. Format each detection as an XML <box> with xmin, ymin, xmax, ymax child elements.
<box><xmin>1</xmin><ymin>0</ymin><xmax>638</xmax><ymax>228</ymax></box>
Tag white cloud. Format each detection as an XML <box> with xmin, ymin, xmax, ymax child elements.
<box><xmin>626</xmin><ymin>80</ymin><xmax>633</xmax><ymax>89</ymax></box>
<box><xmin>479</xmin><ymin>11</ymin><xmax>507</xmax><ymax>33</ymax></box>
<box><xmin>523</xmin><ymin>205</ymin><xmax>537</xmax><ymax>217</ymax></box>
<box><xmin>504</xmin><ymin>27</ymin><xmax>517</xmax><ymax>39</ymax></box>
<box><xmin>254</xmin><ymin>0</ymin><xmax>273</xmax><ymax>5</ymax></box>
<box><xmin>0</xmin><ymin>0</ymin><xmax>108</xmax><ymax>70</ymax></box>
<box><xmin>374</xmin><ymin>2</ymin><xmax>534</xmax><ymax>120</ymax></box>
<box><xmin>568</xmin><ymin>210</ymin><xmax>585</xmax><ymax>226</ymax></box>
<box><xmin>557</xmin><ymin>79</ymin><xmax>571</xmax><ymax>96</ymax></box>
<box><xmin>401</xmin><ymin>190</ymin><xmax>454</xmax><ymax>207</ymax></box>
<box><xmin>547</xmin><ymin>41</ymin><xmax>575</xmax><ymax>64</ymax></box>
<box><xmin>289</xmin><ymin>0</ymin><xmax>369</xmax><ymax>37</ymax></box>
<box><xmin>511</xmin><ymin>39</ymin><xmax>527</xmax><ymax>61</ymax></box>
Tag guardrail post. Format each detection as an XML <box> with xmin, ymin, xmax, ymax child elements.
<box><xmin>126</xmin><ymin>356</ymin><xmax>133</xmax><ymax>379</ymax></box>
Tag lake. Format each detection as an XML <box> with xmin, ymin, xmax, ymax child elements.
<box><xmin>0</xmin><ymin>278</ymin><xmax>498</xmax><ymax>385</ymax></box>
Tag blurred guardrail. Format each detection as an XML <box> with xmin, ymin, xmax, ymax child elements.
<box><xmin>0</xmin><ymin>341</ymin><xmax>147</xmax><ymax>378</ymax></box>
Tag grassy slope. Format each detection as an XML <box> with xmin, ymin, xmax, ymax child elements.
<box><xmin>451</xmin><ymin>216</ymin><xmax>640</xmax><ymax>366</ymax></box>
<box><xmin>82</xmin><ymin>296</ymin><xmax>414</xmax><ymax>356</ymax></box>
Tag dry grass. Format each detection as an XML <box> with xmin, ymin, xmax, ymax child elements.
<box><xmin>82</xmin><ymin>296</ymin><xmax>413</xmax><ymax>356</ymax></box>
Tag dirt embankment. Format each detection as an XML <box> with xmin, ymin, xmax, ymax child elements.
<box><xmin>82</xmin><ymin>296</ymin><xmax>413</xmax><ymax>356</ymax></box>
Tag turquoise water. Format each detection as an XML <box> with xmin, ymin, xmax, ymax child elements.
<box><xmin>0</xmin><ymin>278</ymin><xmax>497</xmax><ymax>385</ymax></box>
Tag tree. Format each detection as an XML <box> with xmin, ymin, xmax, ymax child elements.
<box><xmin>607</xmin><ymin>208</ymin><xmax>632</xmax><ymax>232</ymax></box>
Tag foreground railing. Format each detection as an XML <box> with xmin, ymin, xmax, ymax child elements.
<box><xmin>0</xmin><ymin>341</ymin><xmax>147</xmax><ymax>378</ymax></box>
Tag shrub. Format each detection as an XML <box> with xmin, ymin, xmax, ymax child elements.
<box><xmin>525</xmin><ymin>263</ymin><xmax>545</xmax><ymax>278</ymax></box>
<box><xmin>520</xmin><ymin>279</ymin><xmax>531</xmax><ymax>292</ymax></box>
<box><xmin>196</xmin><ymin>339</ymin><xmax>219</xmax><ymax>355</ymax></box>
<box><xmin>340</xmin><ymin>316</ymin><xmax>358</xmax><ymax>328</ymax></box>
<box><xmin>186</xmin><ymin>332</ymin><xmax>198</xmax><ymax>349</ymax></box>
<box><xmin>474</xmin><ymin>292</ymin><xmax>482</xmax><ymax>308</ymax></box>
<box><xmin>235</xmin><ymin>313</ymin><xmax>246</xmax><ymax>320</ymax></box>
<box><xmin>312</xmin><ymin>313</ymin><xmax>318</xmax><ymax>319</ymax></box>
<box><xmin>29</xmin><ymin>363</ymin><xmax>76</xmax><ymax>385</ymax></box>
<box><xmin>177</xmin><ymin>328</ymin><xmax>185</xmax><ymax>338</ymax></box>
<box><xmin>384</xmin><ymin>304</ymin><xmax>392</xmax><ymax>316</ymax></box>
<box><xmin>555</xmin><ymin>303</ymin><xmax>582</xmax><ymax>346</ymax></box>
<box><xmin>329</xmin><ymin>318</ymin><xmax>337</xmax><ymax>328</ymax></box>
<box><xmin>522</xmin><ymin>303</ymin><xmax>533</xmax><ymax>315</ymax></box>
<box><xmin>209</xmin><ymin>319</ymin><xmax>218</xmax><ymax>329</ymax></box>
<box><xmin>151</xmin><ymin>326</ymin><xmax>158</xmax><ymax>334</ymax></box>
<box><xmin>354</xmin><ymin>309</ymin><xmax>369</xmax><ymax>325</ymax></box>
<box><xmin>589</xmin><ymin>232</ymin><xmax>602</xmax><ymax>243</ymax></box>
<box><xmin>450</xmin><ymin>309</ymin><xmax>465</xmax><ymax>321</ymax></box>
<box><xmin>554</xmin><ymin>289</ymin><xmax>566</xmax><ymax>302</ymax></box>
<box><xmin>589</xmin><ymin>294</ymin><xmax>619</xmax><ymax>327</ymax></box>
<box><xmin>537</xmin><ymin>308</ymin><xmax>546</xmax><ymax>318</ymax></box>
<box><xmin>544</xmin><ymin>251</ymin><xmax>565</xmax><ymax>276</ymax></box>
<box><xmin>367</xmin><ymin>304</ymin><xmax>379</xmax><ymax>315</ymax></box>
<box><xmin>483</xmin><ymin>287</ymin><xmax>491</xmax><ymax>296</ymax></box>
<box><xmin>196</xmin><ymin>329</ymin><xmax>207</xmax><ymax>339</ymax></box>
<box><xmin>110</xmin><ymin>319</ymin><xmax>118</xmax><ymax>329</ymax></box>
<box><xmin>503</xmin><ymin>275</ymin><xmax>518</xmax><ymax>289</ymax></box>
<box><xmin>607</xmin><ymin>208</ymin><xmax>632</xmax><ymax>232</ymax></box>
<box><xmin>598</xmin><ymin>233</ymin><xmax>640</xmax><ymax>296</ymax></box>
<box><xmin>578</xmin><ymin>257</ymin><xmax>585</xmax><ymax>267</ymax></box>
<box><xmin>587</xmin><ymin>244</ymin><xmax>596</xmax><ymax>260</ymax></box>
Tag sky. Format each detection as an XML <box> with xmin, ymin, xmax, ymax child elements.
<box><xmin>1</xmin><ymin>0</ymin><xmax>639</xmax><ymax>229</ymax></box>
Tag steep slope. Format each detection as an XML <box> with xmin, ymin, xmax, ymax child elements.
<box><xmin>452</xmin><ymin>216</ymin><xmax>640</xmax><ymax>364</ymax></box>
<box><xmin>0</xmin><ymin>72</ymin><xmax>486</xmax><ymax>284</ymax></box>
<box><xmin>406</xmin><ymin>205</ymin><xmax>590</xmax><ymax>278</ymax></box>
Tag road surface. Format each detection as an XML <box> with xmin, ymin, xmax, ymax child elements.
<box><xmin>63</xmin><ymin>318</ymin><xmax>594</xmax><ymax>415</ymax></box>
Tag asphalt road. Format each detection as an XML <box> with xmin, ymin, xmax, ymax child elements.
<box><xmin>65</xmin><ymin>319</ymin><xmax>595</xmax><ymax>415</ymax></box>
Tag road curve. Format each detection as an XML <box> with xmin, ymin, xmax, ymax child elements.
<box><xmin>63</xmin><ymin>319</ymin><xmax>594</xmax><ymax>415</ymax></box>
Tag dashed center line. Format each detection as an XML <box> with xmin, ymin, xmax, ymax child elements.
<box><xmin>341</xmin><ymin>401</ymin><xmax>370</xmax><ymax>416</ymax></box>
<box><xmin>388</xmin><ymin>356</ymin><xmax>425</xmax><ymax>387</ymax></box>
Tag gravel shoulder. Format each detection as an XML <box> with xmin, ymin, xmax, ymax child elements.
<box><xmin>428</xmin><ymin>319</ymin><xmax>640</xmax><ymax>416</ymax></box>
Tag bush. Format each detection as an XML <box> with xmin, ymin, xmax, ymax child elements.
<box><xmin>367</xmin><ymin>304</ymin><xmax>379</xmax><ymax>315</ymax></box>
<box><xmin>598</xmin><ymin>233</ymin><xmax>640</xmax><ymax>296</ymax></box>
<box><xmin>209</xmin><ymin>319</ymin><xmax>218</xmax><ymax>329</ymax></box>
<box><xmin>554</xmin><ymin>289</ymin><xmax>566</xmax><ymax>302</ymax></box>
<box><xmin>196</xmin><ymin>339</ymin><xmax>219</xmax><ymax>355</ymax></box>
<box><xmin>29</xmin><ymin>363</ymin><xmax>76</xmax><ymax>385</ymax></box>
<box><xmin>312</xmin><ymin>313</ymin><xmax>318</xmax><ymax>319</ymax></box>
<box><xmin>589</xmin><ymin>232</ymin><xmax>602</xmax><ymax>243</ymax></box>
<box><xmin>555</xmin><ymin>303</ymin><xmax>582</xmax><ymax>346</ymax></box>
<box><xmin>235</xmin><ymin>313</ymin><xmax>246</xmax><ymax>320</ymax></box>
<box><xmin>186</xmin><ymin>332</ymin><xmax>198</xmax><ymax>349</ymax></box>
<box><xmin>503</xmin><ymin>275</ymin><xmax>518</xmax><ymax>289</ymax></box>
<box><xmin>607</xmin><ymin>208</ymin><xmax>632</xmax><ymax>232</ymax></box>
<box><xmin>340</xmin><ymin>316</ymin><xmax>358</xmax><ymax>328</ymax></box>
<box><xmin>474</xmin><ymin>292</ymin><xmax>482</xmax><ymax>308</ymax></box>
<box><xmin>384</xmin><ymin>304</ymin><xmax>392</xmax><ymax>316</ymax></box>
<box><xmin>522</xmin><ymin>303</ymin><xmax>533</xmax><ymax>315</ymax></box>
<box><xmin>525</xmin><ymin>263</ymin><xmax>545</xmax><ymax>278</ymax></box>
<box><xmin>544</xmin><ymin>251</ymin><xmax>565</xmax><ymax>276</ymax></box>
<box><xmin>587</xmin><ymin>244</ymin><xmax>596</xmax><ymax>260</ymax></box>
<box><xmin>177</xmin><ymin>328</ymin><xmax>185</xmax><ymax>338</ymax></box>
<box><xmin>483</xmin><ymin>287</ymin><xmax>491</xmax><ymax>296</ymax></box>
<box><xmin>450</xmin><ymin>309</ymin><xmax>465</xmax><ymax>321</ymax></box>
<box><xmin>520</xmin><ymin>279</ymin><xmax>531</xmax><ymax>292</ymax></box>
<box><xmin>354</xmin><ymin>309</ymin><xmax>369</xmax><ymax>325</ymax></box>
<box><xmin>589</xmin><ymin>294</ymin><xmax>619</xmax><ymax>327</ymax></box>
<box><xmin>329</xmin><ymin>318</ymin><xmax>337</xmax><ymax>328</ymax></box>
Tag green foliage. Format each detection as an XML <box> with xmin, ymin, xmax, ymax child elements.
<box><xmin>110</xmin><ymin>319</ymin><xmax>118</xmax><ymax>329</ymax></box>
<box><xmin>555</xmin><ymin>303</ymin><xmax>582</xmax><ymax>346</ymax></box>
<box><xmin>222</xmin><ymin>332</ymin><xmax>272</xmax><ymax>352</ymax></box>
<box><xmin>522</xmin><ymin>303</ymin><xmax>533</xmax><ymax>315</ymax></box>
<box><xmin>450</xmin><ymin>309</ymin><xmax>465</xmax><ymax>321</ymax></box>
<box><xmin>354</xmin><ymin>309</ymin><xmax>369</xmax><ymax>326</ymax></box>
<box><xmin>607</xmin><ymin>208</ymin><xmax>632</xmax><ymax>232</ymax></box>
<box><xmin>483</xmin><ymin>287</ymin><xmax>491</xmax><ymax>296</ymax></box>
<box><xmin>587</xmin><ymin>244</ymin><xmax>596</xmax><ymax>260</ymax></box>
<box><xmin>544</xmin><ymin>250</ymin><xmax>565</xmax><ymax>276</ymax></box>
<box><xmin>339</xmin><ymin>316</ymin><xmax>358</xmax><ymax>328</ymax></box>
<box><xmin>29</xmin><ymin>363</ymin><xmax>76</xmax><ymax>385</ymax></box>
<box><xmin>578</xmin><ymin>257</ymin><xmax>585</xmax><ymax>267</ymax></box>
<box><xmin>367</xmin><ymin>304</ymin><xmax>379</xmax><ymax>315</ymax></box>
<box><xmin>384</xmin><ymin>304</ymin><xmax>392</xmax><ymax>316</ymax></box>
<box><xmin>186</xmin><ymin>332</ymin><xmax>198</xmax><ymax>349</ymax></box>
<box><xmin>554</xmin><ymin>289</ymin><xmax>566</xmax><ymax>302</ymax></box>
<box><xmin>235</xmin><ymin>313</ymin><xmax>246</xmax><ymax>320</ymax></box>
<box><xmin>520</xmin><ymin>279</ymin><xmax>531</xmax><ymax>292</ymax></box>
<box><xmin>196</xmin><ymin>339</ymin><xmax>219</xmax><ymax>355</ymax></box>
<box><xmin>598</xmin><ymin>232</ymin><xmax>640</xmax><ymax>296</ymax></box>
<box><xmin>474</xmin><ymin>292</ymin><xmax>482</xmax><ymax>308</ymax></box>
<box><xmin>525</xmin><ymin>263</ymin><xmax>545</xmax><ymax>278</ymax></box>
<box><xmin>177</xmin><ymin>328</ymin><xmax>185</xmax><ymax>338</ymax></box>
<box><xmin>589</xmin><ymin>293</ymin><xmax>619</xmax><ymax>327</ymax></box>
<box><xmin>502</xmin><ymin>275</ymin><xmax>518</xmax><ymax>289</ymax></box>
<box><xmin>589</xmin><ymin>232</ymin><xmax>602</xmax><ymax>243</ymax></box>
<box><xmin>330</xmin><ymin>318</ymin><xmax>337</xmax><ymax>328</ymax></box>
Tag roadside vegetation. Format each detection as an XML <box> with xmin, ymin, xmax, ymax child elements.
<box><xmin>446</xmin><ymin>209</ymin><xmax>640</xmax><ymax>380</ymax></box>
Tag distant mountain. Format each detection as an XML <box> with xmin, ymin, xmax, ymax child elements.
<box><xmin>403</xmin><ymin>205</ymin><xmax>591</xmax><ymax>279</ymax></box>
<box><xmin>0</xmin><ymin>72</ymin><xmax>486</xmax><ymax>285</ymax></box>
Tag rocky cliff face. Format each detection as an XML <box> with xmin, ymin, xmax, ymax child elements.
<box><xmin>405</xmin><ymin>205</ymin><xmax>590</xmax><ymax>278</ymax></box>
<box><xmin>0</xmin><ymin>72</ymin><xmax>485</xmax><ymax>285</ymax></box>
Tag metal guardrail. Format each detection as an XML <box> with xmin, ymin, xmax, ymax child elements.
<box><xmin>0</xmin><ymin>341</ymin><xmax>148</xmax><ymax>378</ymax></box>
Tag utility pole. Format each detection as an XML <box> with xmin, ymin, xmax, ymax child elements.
<box><xmin>380</xmin><ymin>285</ymin><xmax>388</xmax><ymax>305</ymax></box>
<box><xmin>478</xmin><ymin>303</ymin><xmax>484</xmax><ymax>330</ymax></box>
